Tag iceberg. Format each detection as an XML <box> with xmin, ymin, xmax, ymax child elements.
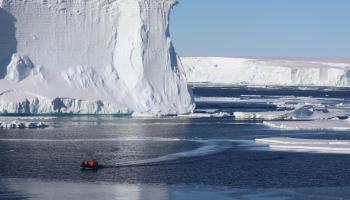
<box><xmin>182</xmin><ymin>57</ymin><xmax>350</xmax><ymax>87</ymax></box>
<box><xmin>0</xmin><ymin>0</ymin><xmax>194</xmax><ymax>115</ymax></box>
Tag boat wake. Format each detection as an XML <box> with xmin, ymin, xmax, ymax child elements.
<box><xmin>0</xmin><ymin>137</ymin><xmax>239</xmax><ymax>168</ymax></box>
<box><xmin>102</xmin><ymin>141</ymin><xmax>232</xmax><ymax>168</ymax></box>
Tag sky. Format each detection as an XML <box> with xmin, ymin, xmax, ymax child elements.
<box><xmin>171</xmin><ymin>0</ymin><xmax>350</xmax><ymax>60</ymax></box>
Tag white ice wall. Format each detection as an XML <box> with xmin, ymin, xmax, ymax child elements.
<box><xmin>0</xmin><ymin>0</ymin><xmax>194</xmax><ymax>115</ymax></box>
<box><xmin>182</xmin><ymin>57</ymin><xmax>350</xmax><ymax>87</ymax></box>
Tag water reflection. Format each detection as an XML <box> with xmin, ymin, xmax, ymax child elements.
<box><xmin>2</xmin><ymin>178</ymin><xmax>170</xmax><ymax>200</ymax></box>
<box><xmin>3</xmin><ymin>178</ymin><xmax>350</xmax><ymax>200</ymax></box>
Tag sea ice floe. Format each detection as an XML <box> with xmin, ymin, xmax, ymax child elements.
<box><xmin>263</xmin><ymin>120</ymin><xmax>350</xmax><ymax>131</ymax></box>
<box><xmin>178</xmin><ymin>112</ymin><xmax>232</xmax><ymax>118</ymax></box>
<box><xmin>234</xmin><ymin>105</ymin><xmax>350</xmax><ymax>121</ymax></box>
<box><xmin>256</xmin><ymin>137</ymin><xmax>350</xmax><ymax>154</ymax></box>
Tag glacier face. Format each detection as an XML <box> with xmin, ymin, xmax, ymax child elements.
<box><xmin>182</xmin><ymin>57</ymin><xmax>350</xmax><ymax>87</ymax></box>
<box><xmin>0</xmin><ymin>0</ymin><xmax>194</xmax><ymax>115</ymax></box>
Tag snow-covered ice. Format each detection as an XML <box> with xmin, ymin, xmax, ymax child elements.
<box><xmin>234</xmin><ymin>105</ymin><xmax>350</xmax><ymax>121</ymax></box>
<box><xmin>0</xmin><ymin>0</ymin><xmax>194</xmax><ymax>115</ymax></box>
<box><xmin>263</xmin><ymin>120</ymin><xmax>350</xmax><ymax>131</ymax></box>
<box><xmin>256</xmin><ymin>137</ymin><xmax>350</xmax><ymax>154</ymax></box>
<box><xmin>178</xmin><ymin>112</ymin><xmax>232</xmax><ymax>118</ymax></box>
<box><xmin>182</xmin><ymin>57</ymin><xmax>350</xmax><ymax>87</ymax></box>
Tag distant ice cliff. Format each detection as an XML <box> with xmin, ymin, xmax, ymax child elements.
<box><xmin>182</xmin><ymin>57</ymin><xmax>350</xmax><ymax>87</ymax></box>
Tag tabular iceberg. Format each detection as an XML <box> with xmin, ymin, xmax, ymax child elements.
<box><xmin>0</xmin><ymin>0</ymin><xmax>194</xmax><ymax>115</ymax></box>
<box><xmin>182</xmin><ymin>57</ymin><xmax>350</xmax><ymax>87</ymax></box>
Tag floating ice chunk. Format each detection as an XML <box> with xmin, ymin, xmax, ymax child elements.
<box><xmin>9</xmin><ymin>122</ymin><xmax>16</xmax><ymax>128</ymax></box>
<box><xmin>27</xmin><ymin>122</ymin><xmax>38</xmax><ymax>129</ymax></box>
<box><xmin>0</xmin><ymin>120</ymin><xmax>48</xmax><ymax>129</ymax></box>
<box><xmin>178</xmin><ymin>112</ymin><xmax>231</xmax><ymax>118</ymax></box>
<box><xmin>37</xmin><ymin>122</ymin><xmax>48</xmax><ymax>128</ymax></box>
<box><xmin>256</xmin><ymin>137</ymin><xmax>350</xmax><ymax>154</ymax></box>
<box><xmin>17</xmin><ymin>122</ymin><xmax>26</xmax><ymax>129</ymax></box>
<box><xmin>234</xmin><ymin>105</ymin><xmax>349</xmax><ymax>121</ymax></box>
<box><xmin>263</xmin><ymin>120</ymin><xmax>350</xmax><ymax>131</ymax></box>
<box><xmin>234</xmin><ymin>110</ymin><xmax>289</xmax><ymax>120</ymax></box>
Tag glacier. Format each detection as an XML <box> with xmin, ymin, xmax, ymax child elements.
<box><xmin>182</xmin><ymin>57</ymin><xmax>350</xmax><ymax>87</ymax></box>
<box><xmin>0</xmin><ymin>0</ymin><xmax>194</xmax><ymax>115</ymax></box>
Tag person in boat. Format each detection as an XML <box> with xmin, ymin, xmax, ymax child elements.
<box><xmin>80</xmin><ymin>159</ymin><xmax>99</xmax><ymax>169</ymax></box>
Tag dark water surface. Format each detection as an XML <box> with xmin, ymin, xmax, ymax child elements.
<box><xmin>1</xmin><ymin>86</ymin><xmax>350</xmax><ymax>199</ymax></box>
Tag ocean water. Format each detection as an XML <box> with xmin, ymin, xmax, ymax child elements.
<box><xmin>1</xmin><ymin>85</ymin><xmax>350</xmax><ymax>200</ymax></box>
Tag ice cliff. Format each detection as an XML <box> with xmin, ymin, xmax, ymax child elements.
<box><xmin>0</xmin><ymin>0</ymin><xmax>194</xmax><ymax>115</ymax></box>
<box><xmin>182</xmin><ymin>57</ymin><xmax>350</xmax><ymax>87</ymax></box>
